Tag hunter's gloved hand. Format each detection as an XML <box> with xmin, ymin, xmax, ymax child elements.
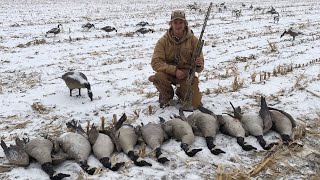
<box><xmin>195</xmin><ymin>57</ymin><xmax>204</xmax><ymax>67</ymax></box>
<box><xmin>176</xmin><ymin>69</ymin><xmax>186</xmax><ymax>80</ymax></box>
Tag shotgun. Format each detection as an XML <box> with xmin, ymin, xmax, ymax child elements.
<box><xmin>181</xmin><ymin>2</ymin><xmax>213</xmax><ymax>111</ymax></box>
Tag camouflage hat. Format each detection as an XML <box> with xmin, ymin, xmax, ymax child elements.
<box><xmin>170</xmin><ymin>10</ymin><xmax>186</xmax><ymax>21</ymax></box>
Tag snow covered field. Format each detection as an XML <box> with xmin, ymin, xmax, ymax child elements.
<box><xmin>0</xmin><ymin>0</ymin><xmax>319</xmax><ymax>179</ymax></box>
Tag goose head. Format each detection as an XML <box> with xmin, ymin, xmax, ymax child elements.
<box><xmin>84</xmin><ymin>83</ymin><xmax>93</xmax><ymax>101</ymax></box>
<box><xmin>280</xmin><ymin>29</ymin><xmax>287</xmax><ymax>38</ymax></box>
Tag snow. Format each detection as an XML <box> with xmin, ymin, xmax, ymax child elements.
<box><xmin>67</xmin><ymin>72</ymin><xmax>89</xmax><ymax>85</ymax></box>
<box><xmin>1</xmin><ymin>0</ymin><xmax>320</xmax><ymax>179</ymax></box>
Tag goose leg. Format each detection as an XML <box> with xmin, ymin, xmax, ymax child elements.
<box><xmin>78</xmin><ymin>88</ymin><xmax>81</xmax><ymax>96</ymax></box>
<box><xmin>257</xmin><ymin>135</ymin><xmax>278</xmax><ymax>150</ymax></box>
<box><xmin>236</xmin><ymin>137</ymin><xmax>257</xmax><ymax>151</ymax></box>
<box><xmin>99</xmin><ymin>157</ymin><xmax>124</xmax><ymax>171</ymax></box>
<box><xmin>79</xmin><ymin>161</ymin><xmax>96</xmax><ymax>175</ymax></box>
<box><xmin>128</xmin><ymin>151</ymin><xmax>152</xmax><ymax>167</ymax></box>
<box><xmin>181</xmin><ymin>143</ymin><xmax>202</xmax><ymax>157</ymax></box>
<box><xmin>41</xmin><ymin>162</ymin><xmax>70</xmax><ymax>180</ymax></box>
<box><xmin>205</xmin><ymin>136</ymin><xmax>225</xmax><ymax>155</ymax></box>
<box><xmin>155</xmin><ymin>147</ymin><xmax>169</xmax><ymax>164</ymax></box>
<box><xmin>69</xmin><ymin>89</ymin><xmax>73</xmax><ymax>96</ymax></box>
<box><xmin>256</xmin><ymin>135</ymin><xmax>266</xmax><ymax>148</ymax></box>
<box><xmin>281</xmin><ymin>134</ymin><xmax>291</xmax><ymax>145</ymax></box>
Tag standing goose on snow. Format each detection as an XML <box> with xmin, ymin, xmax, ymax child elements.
<box><xmin>136</xmin><ymin>28</ymin><xmax>155</xmax><ymax>36</ymax></box>
<box><xmin>87</xmin><ymin>114</ymin><xmax>127</xmax><ymax>171</ymax></box>
<box><xmin>82</xmin><ymin>22</ymin><xmax>95</xmax><ymax>30</ymax></box>
<box><xmin>101</xmin><ymin>26</ymin><xmax>117</xmax><ymax>35</ymax></box>
<box><xmin>136</xmin><ymin>122</ymin><xmax>170</xmax><ymax>164</ymax></box>
<box><xmin>179</xmin><ymin>107</ymin><xmax>225</xmax><ymax>155</ymax></box>
<box><xmin>46</xmin><ymin>24</ymin><xmax>62</xmax><ymax>37</ymax></box>
<box><xmin>136</xmin><ymin>21</ymin><xmax>150</xmax><ymax>27</ymax></box>
<box><xmin>25</xmin><ymin>138</ymin><xmax>70</xmax><ymax>180</ymax></box>
<box><xmin>62</xmin><ymin>71</ymin><xmax>93</xmax><ymax>101</ymax></box>
<box><xmin>263</xmin><ymin>98</ymin><xmax>296</xmax><ymax>144</ymax></box>
<box><xmin>280</xmin><ymin>28</ymin><xmax>303</xmax><ymax>41</ymax></box>
<box><xmin>199</xmin><ymin>107</ymin><xmax>257</xmax><ymax>151</ymax></box>
<box><xmin>116</xmin><ymin>124</ymin><xmax>152</xmax><ymax>167</ymax></box>
<box><xmin>58</xmin><ymin>121</ymin><xmax>97</xmax><ymax>175</ymax></box>
<box><xmin>229</xmin><ymin>100</ymin><xmax>277</xmax><ymax>150</ymax></box>
<box><xmin>1</xmin><ymin>138</ymin><xmax>29</xmax><ymax>166</ymax></box>
<box><xmin>160</xmin><ymin>117</ymin><xmax>202</xmax><ymax>157</ymax></box>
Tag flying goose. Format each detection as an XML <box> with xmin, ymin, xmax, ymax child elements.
<box><xmin>62</xmin><ymin>71</ymin><xmax>93</xmax><ymax>101</ymax></box>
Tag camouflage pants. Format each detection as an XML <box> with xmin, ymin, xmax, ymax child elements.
<box><xmin>148</xmin><ymin>72</ymin><xmax>202</xmax><ymax>108</ymax></box>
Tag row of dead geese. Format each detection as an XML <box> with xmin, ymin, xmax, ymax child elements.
<box><xmin>45</xmin><ymin>21</ymin><xmax>154</xmax><ymax>37</ymax></box>
<box><xmin>1</xmin><ymin>95</ymin><xmax>296</xmax><ymax>179</ymax></box>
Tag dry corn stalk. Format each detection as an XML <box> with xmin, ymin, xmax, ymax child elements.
<box><xmin>267</xmin><ymin>40</ymin><xmax>278</xmax><ymax>52</ymax></box>
<box><xmin>86</xmin><ymin>121</ymin><xmax>90</xmax><ymax>134</ymax></box>
<box><xmin>31</xmin><ymin>102</ymin><xmax>46</xmax><ymax>113</ymax></box>
<box><xmin>251</xmin><ymin>72</ymin><xmax>257</xmax><ymax>82</ymax></box>
<box><xmin>139</xmin><ymin>143</ymin><xmax>146</xmax><ymax>158</ymax></box>
<box><xmin>101</xmin><ymin>116</ymin><xmax>105</xmax><ymax>131</ymax></box>
<box><xmin>148</xmin><ymin>105</ymin><xmax>152</xmax><ymax>115</ymax></box>
<box><xmin>112</xmin><ymin>114</ymin><xmax>117</xmax><ymax>125</ymax></box>
<box><xmin>249</xmin><ymin>156</ymin><xmax>272</xmax><ymax>176</ymax></box>
<box><xmin>232</xmin><ymin>76</ymin><xmax>239</xmax><ymax>91</ymax></box>
<box><xmin>273</xmin><ymin>68</ymin><xmax>277</xmax><ymax>76</ymax></box>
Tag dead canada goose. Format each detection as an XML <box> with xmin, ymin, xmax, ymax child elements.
<box><xmin>82</xmin><ymin>22</ymin><xmax>95</xmax><ymax>30</ymax></box>
<box><xmin>136</xmin><ymin>122</ymin><xmax>170</xmax><ymax>163</ymax></box>
<box><xmin>87</xmin><ymin>114</ymin><xmax>127</xmax><ymax>171</ymax></box>
<box><xmin>62</xmin><ymin>71</ymin><xmax>93</xmax><ymax>101</ymax></box>
<box><xmin>1</xmin><ymin>138</ymin><xmax>29</xmax><ymax>166</ymax></box>
<box><xmin>199</xmin><ymin>107</ymin><xmax>257</xmax><ymax>151</ymax></box>
<box><xmin>230</xmin><ymin>101</ymin><xmax>277</xmax><ymax>150</ymax></box>
<box><xmin>58</xmin><ymin>121</ymin><xmax>97</xmax><ymax>175</ymax></box>
<box><xmin>262</xmin><ymin>98</ymin><xmax>296</xmax><ymax>144</ymax></box>
<box><xmin>46</xmin><ymin>24</ymin><xmax>62</xmax><ymax>37</ymax></box>
<box><xmin>280</xmin><ymin>28</ymin><xmax>303</xmax><ymax>41</ymax></box>
<box><xmin>116</xmin><ymin>125</ymin><xmax>152</xmax><ymax>167</ymax></box>
<box><xmin>160</xmin><ymin>117</ymin><xmax>202</xmax><ymax>157</ymax></box>
<box><xmin>179</xmin><ymin>107</ymin><xmax>225</xmax><ymax>155</ymax></box>
<box><xmin>136</xmin><ymin>28</ymin><xmax>155</xmax><ymax>36</ymax></box>
<box><xmin>25</xmin><ymin>138</ymin><xmax>70</xmax><ymax>180</ymax></box>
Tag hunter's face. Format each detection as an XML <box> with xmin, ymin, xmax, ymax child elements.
<box><xmin>171</xmin><ymin>19</ymin><xmax>186</xmax><ymax>35</ymax></box>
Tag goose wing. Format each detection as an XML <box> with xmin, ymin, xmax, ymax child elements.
<box><xmin>1</xmin><ymin>138</ymin><xmax>29</xmax><ymax>166</ymax></box>
<box><xmin>268</xmin><ymin>107</ymin><xmax>296</xmax><ymax>127</ymax></box>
